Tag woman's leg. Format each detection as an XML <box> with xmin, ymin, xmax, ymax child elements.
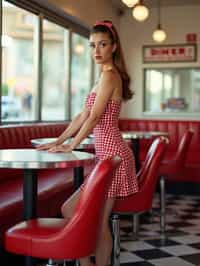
<box><xmin>61</xmin><ymin>188</ymin><xmax>81</xmax><ymax>219</ymax></box>
<box><xmin>95</xmin><ymin>198</ymin><xmax>115</xmax><ymax>266</ymax></box>
<box><xmin>61</xmin><ymin>189</ymin><xmax>93</xmax><ymax>266</ymax></box>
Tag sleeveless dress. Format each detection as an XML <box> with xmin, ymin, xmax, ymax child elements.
<box><xmin>86</xmin><ymin>91</ymin><xmax>138</xmax><ymax>198</ymax></box>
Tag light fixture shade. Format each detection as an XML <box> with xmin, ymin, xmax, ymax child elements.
<box><xmin>132</xmin><ymin>4</ymin><xmax>149</xmax><ymax>21</ymax></box>
<box><xmin>152</xmin><ymin>28</ymin><xmax>167</xmax><ymax>42</ymax></box>
<box><xmin>121</xmin><ymin>0</ymin><xmax>139</xmax><ymax>8</ymax></box>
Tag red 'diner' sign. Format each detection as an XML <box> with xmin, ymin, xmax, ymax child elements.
<box><xmin>143</xmin><ymin>44</ymin><xmax>197</xmax><ymax>63</ymax></box>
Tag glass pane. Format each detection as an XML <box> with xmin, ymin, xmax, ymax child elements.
<box><xmin>145</xmin><ymin>70</ymin><xmax>162</xmax><ymax>112</ymax></box>
<box><xmin>144</xmin><ymin>68</ymin><xmax>200</xmax><ymax>113</ymax></box>
<box><xmin>71</xmin><ymin>33</ymin><xmax>91</xmax><ymax>117</ymax></box>
<box><xmin>191</xmin><ymin>70</ymin><xmax>200</xmax><ymax>112</ymax></box>
<box><xmin>42</xmin><ymin>19</ymin><xmax>68</xmax><ymax>121</ymax></box>
<box><xmin>2</xmin><ymin>1</ymin><xmax>37</xmax><ymax>121</ymax></box>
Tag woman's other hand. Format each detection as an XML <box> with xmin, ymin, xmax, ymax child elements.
<box><xmin>36</xmin><ymin>141</ymin><xmax>57</xmax><ymax>151</ymax></box>
<box><xmin>48</xmin><ymin>144</ymin><xmax>73</xmax><ymax>153</ymax></box>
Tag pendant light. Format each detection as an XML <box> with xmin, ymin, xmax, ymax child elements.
<box><xmin>121</xmin><ymin>0</ymin><xmax>139</xmax><ymax>8</ymax></box>
<box><xmin>152</xmin><ymin>0</ymin><xmax>167</xmax><ymax>42</ymax></box>
<box><xmin>132</xmin><ymin>0</ymin><xmax>149</xmax><ymax>22</ymax></box>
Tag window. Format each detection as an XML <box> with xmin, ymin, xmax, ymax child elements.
<box><xmin>2</xmin><ymin>1</ymin><xmax>36</xmax><ymax>121</ymax></box>
<box><xmin>144</xmin><ymin>68</ymin><xmax>200</xmax><ymax>113</ymax></box>
<box><xmin>41</xmin><ymin>19</ymin><xmax>69</xmax><ymax>121</ymax></box>
<box><xmin>0</xmin><ymin>0</ymin><xmax>91</xmax><ymax>123</ymax></box>
<box><xmin>71</xmin><ymin>33</ymin><xmax>91</xmax><ymax>117</ymax></box>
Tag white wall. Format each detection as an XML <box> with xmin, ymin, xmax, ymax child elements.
<box><xmin>119</xmin><ymin>5</ymin><xmax>200</xmax><ymax>120</ymax></box>
<box><xmin>46</xmin><ymin>1</ymin><xmax>200</xmax><ymax>120</ymax></box>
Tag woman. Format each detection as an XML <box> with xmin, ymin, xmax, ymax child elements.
<box><xmin>37</xmin><ymin>20</ymin><xmax>138</xmax><ymax>266</ymax></box>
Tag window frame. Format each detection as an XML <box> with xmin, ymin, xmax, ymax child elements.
<box><xmin>0</xmin><ymin>0</ymin><xmax>92</xmax><ymax>124</ymax></box>
<box><xmin>143</xmin><ymin>67</ymin><xmax>200</xmax><ymax>116</ymax></box>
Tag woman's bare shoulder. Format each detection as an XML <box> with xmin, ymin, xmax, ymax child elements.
<box><xmin>99</xmin><ymin>68</ymin><xmax>122</xmax><ymax>100</ymax></box>
<box><xmin>101</xmin><ymin>67</ymin><xmax>120</xmax><ymax>84</ymax></box>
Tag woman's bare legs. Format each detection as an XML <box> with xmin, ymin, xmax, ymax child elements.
<box><xmin>61</xmin><ymin>189</ymin><xmax>93</xmax><ymax>266</ymax></box>
<box><xmin>61</xmin><ymin>188</ymin><xmax>81</xmax><ymax>219</ymax></box>
<box><xmin>95</xmin><ymin>198</ymin><xmax>115</xmax><ymax>266</ymax></box>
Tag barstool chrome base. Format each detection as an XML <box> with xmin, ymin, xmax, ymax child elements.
<box><xmin>120</xmin><ymin>214</ymin><xmax>140</xmax><ymax>241</ymax></box>
<box><xmin>111</xmin><ymin>214</ymin><xmax>120</xmax><ymax>266</ymax></box>
<box><xmin>46</xmin><ymin>259</ymin><xmax>58</xmax><ymax>266</ymax></box>
<box><xmin>48</xmin><ymin>259</ymin><xmax>72</xmax><ymax>266</ymax></box>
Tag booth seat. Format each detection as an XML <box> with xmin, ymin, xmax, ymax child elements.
<box><xmin>119</xmin><ymin>118</ymin><xmax>200</xmax><ymax>183</ymax></box>
<box><xmin>0</xmin><ymin>123</ymin><xmax>94</xmax><ymax>246</ymax></box>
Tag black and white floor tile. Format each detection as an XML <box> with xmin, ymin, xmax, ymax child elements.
<box><xmin>119</xmin><ymin>194</ymin><xmax>200</xmax><ymax>266</ymax></box>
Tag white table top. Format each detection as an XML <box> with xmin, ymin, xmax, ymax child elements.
<box><xmin>122</xmin><ymin>131</ymin><xmax>168</xmax><ymax>140</ymax></box>
<box><xmin>89</xmin><ymin>131</ymin><xmax>168</xmax><ymax>140</ymax></box>
<box><xmin>0</xmin><ymin>149</ymin><xmax>95</xmax><ymax>169</ymax></box>
<box><xmin>31</xmin><ymin>137</ymin><xmax>94</xmax><ymax>149</ymax></box>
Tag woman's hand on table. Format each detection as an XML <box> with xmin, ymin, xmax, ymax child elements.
<box><xmin>36</xmin><ymin>141</ymin><xmax>57</xmax><ymax>151</ymax></box>
<box><xmin>48</xmin><ymin>144</ymin><xmax>73</xmax><ymax>153</ymax></box>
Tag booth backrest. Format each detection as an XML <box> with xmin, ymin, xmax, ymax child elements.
<box><xmin>0</xmin><ymin>123</ymin><xmax>67</xmax><ymax>149</ymax></box>
<box><xmin>0</xmin><ymin>119</ymin><xmax>199</xmax><ymax>184</ymax></box>
<box><xmin>0</xmin><ymin>120</ymin><xmax>199</xmax><ymax>165</ymax></box>
<box><xmin>119</xmin><ymin>119</ymin><xmax>200</xmax><ymax>165</ymax></box>
<box><xmin>0</xmin><ymin>122</ymin><xmax>68</xmax><ymax>183</ymax></box>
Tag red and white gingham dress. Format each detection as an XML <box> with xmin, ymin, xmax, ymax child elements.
<box><xmin>86</xmin><ymin>92</ymin><xmax>138</xmax><ymax>198</ymax></box>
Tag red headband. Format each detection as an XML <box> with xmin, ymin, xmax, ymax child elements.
<box><xmin>94</xmin><ymin>21</ymin><xmax>116</xmax><ymax>39</ymax></box>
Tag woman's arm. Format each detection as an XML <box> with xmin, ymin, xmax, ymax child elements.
<box><xmin>53</xmin><ymin>71</ymin><xmax>116</xmax><ymax>152</ymax></box>
<box><xmin>55</xmin><ymin>108</ymin><xmax>90</xmax><ymax>145</ymax></box>
<box><xmin>36</xmin><ymin>108</ymin><xmax>90</xmax><ymax>150</ymax></box>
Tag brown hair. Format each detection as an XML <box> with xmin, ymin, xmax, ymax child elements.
<box><xmin>91</xmin><ymin>20</ymin><xmax>133</xmax><ymax>101</ymax></box>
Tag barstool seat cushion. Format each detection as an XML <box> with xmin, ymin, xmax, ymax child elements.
<box><xmin>6</xmin><ymin>218</ymin><xmax>70</xmax><ymax>259</ymax></box>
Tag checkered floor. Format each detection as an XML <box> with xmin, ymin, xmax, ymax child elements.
<box><xmin>119</xmin><ymin>194</ymin><xmax>200</xmax><ymax>266</ymax></box>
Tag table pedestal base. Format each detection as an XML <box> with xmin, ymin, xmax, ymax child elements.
<box><xmin>23</xmin><ymin>169</ymin><xmax>37</xmax><ymax>266</ymax></box>
<box><xmin>131</xmin><ymin>139</ymin><xmax>140</xmax><ymax>173</ymax></box>
<box><xmin>73</xmin><ymin>167</ymin><xmax>84</xmax><ymax>191</ymax></box>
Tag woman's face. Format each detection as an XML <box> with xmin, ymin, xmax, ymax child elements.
<box><xmin>89</xmin><ymin>32</ymin><xmax>116</xmax><ymax>64</ymax></box>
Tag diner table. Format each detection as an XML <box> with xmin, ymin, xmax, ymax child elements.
<box><xmin>0</xmin><ymin>149</ymin><xmax>95</xmax><ymax>266</ymax></box>
<box><xmin>31</xmin><ymin>137</ymin><xmax>94</xmax><ymax>150</ymax></box>
<box><xmin>88</xmin><ymin>131</ymin><xmax>168</xmax><ymax>173</ymax></box>
<box><xmin>122</xmin><ymin>131</ymin><xmax>169</xmax><ymax>173</ymax></box>
<box><xmin>31</xmin><ymin>137</ymin><xmax>95</xmax><ymax>190</ymax></box>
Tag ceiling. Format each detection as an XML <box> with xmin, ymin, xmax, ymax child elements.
<box><xmin>112</xmin><ymin>0</ymin><xmax>200</xmax><ymax>11</ymax></box>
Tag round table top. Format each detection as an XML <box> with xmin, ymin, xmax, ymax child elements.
<box><xmin>89</xmin><ymin>131</ymin><xmax>168</xmax><ymax>140</ymax></box>
<box><xmin>0</xmin><ymin>149</ymin><xmax>95</xmax><ymax>169</ymax></box>
<box><xmin>31</xmin><ymin>137</ymin><xmax>94</xmax><ymax>150</ymax></box>
<box><xmin>122</xmin><ymin>131</ymin><xmax>168</xmax><ymax>140</ymax></box>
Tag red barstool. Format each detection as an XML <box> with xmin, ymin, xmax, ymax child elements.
<box><xmin>5</xmin><ymin>156</ymin><xmax>121</xmax><ymax>266</ymax></box>
<box><xmin>158</xmin><ymin>130</ymin><xmax>194</xmax><ymax>235</ymax></box>
<box><xmin>111</xmin><ymin>137</ymin><xmax>168</xmax><ymax>266</ymax></box>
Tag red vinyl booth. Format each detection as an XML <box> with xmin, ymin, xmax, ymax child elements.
<box><xmin>119</xmin><ymin>119</ymin><xmax>200</xmax><ymax>187</ymax></box>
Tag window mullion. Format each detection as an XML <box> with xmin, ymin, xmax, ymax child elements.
<box><xmin>34</xmin><ymin>13</ymin><xmax>43</xmax><ymax>121</ymax></box>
